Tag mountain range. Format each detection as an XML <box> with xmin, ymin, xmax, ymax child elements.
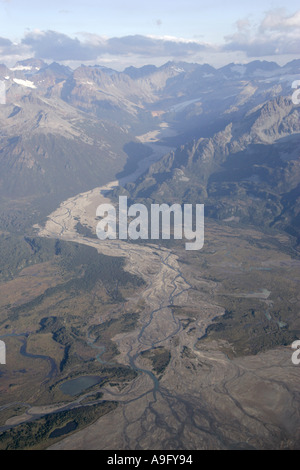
<box><xmin>126</xmin><ymin>95</ymin><xmax>300</xmax><ymax>241</ymax></box>
<box><xmin>0</xmin><ymin>57</ymin><xmax>299</xmax><ymax>239</ymax></box>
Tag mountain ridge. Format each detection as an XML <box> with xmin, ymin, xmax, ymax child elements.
<box><xmin>0</xmin><ymin>57</ymin><xmax>299</xmax><ymax>236</ymax></box>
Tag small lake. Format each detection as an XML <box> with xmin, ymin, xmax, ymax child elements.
<box><xmin>49</xmin><ymin>420</ymin><xmax>78</xmax><ymax>439</ymax></box>
<box><xmin>60</xmin><ymin>375</ymin><xmax>103</xmax><ymax>397</ymax></box>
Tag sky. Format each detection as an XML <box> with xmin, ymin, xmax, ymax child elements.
<box><xmin>0</xmin><ymin>0</ymin><xmax>299</xmax><ymax>69</ymax></box>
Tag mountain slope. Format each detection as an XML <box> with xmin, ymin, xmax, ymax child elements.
<box><xmin>0</xmin><ymin>57</ymin><xmax>299</xmax><ymax>233</ymax></box>
<box><xmin>0</xmin><ymin>91</ymin><xmax>137</xmax><ymax>201</ymax></box>
<box><xmin>125</xmin><ymin>95</ymin><xmax>300</xmax><ymax>240</ymax></box>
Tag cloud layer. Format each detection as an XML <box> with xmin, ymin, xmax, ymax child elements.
<box><xmin>0</xmin><ymin>8</ymin><xmax>299</xmax><ymax>68</ymax></box>
<box><xmin>225</xmin><ymin>9</ymin><xmax>300</xmax><ymax>56</ymax></box>
<box><xmin>20</xmin><ymin>31</ymin><xmax>214</xmax><ymax>61</ymax></box>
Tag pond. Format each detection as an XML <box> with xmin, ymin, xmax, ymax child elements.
<box><xmin>49</xmin><ymin>420</ymin><xmax>78</xmax><ymax>438</ymax></box>
<box><xmin>60</xmin><ymin>375</ymin><xmax>103</xmax><ymax>397</ymax></box>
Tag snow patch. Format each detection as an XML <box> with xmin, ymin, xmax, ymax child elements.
<box><xmin>13</xmin><ymin>78</ymin><xmax>36</xmax><ymax>89</ymax></box>
<box><xmin>10</xmin><ymin>65</ymin><xmax>34</xmax><ymax>71</ymax></box>
<box><xmin>171</xmin><ymin>66</ymin><xmax>185</xmax><ymax>73</ymax></box>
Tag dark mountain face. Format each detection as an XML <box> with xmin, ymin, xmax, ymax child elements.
<box><xmin>125</xmin><ymin>96</ymin><xmax>300</xmax><ymax>241</ymax></box>
<box><xmin>0</xmin><ymin>91</ymin><xmax>134</xmax><ymax>201</ymax></box>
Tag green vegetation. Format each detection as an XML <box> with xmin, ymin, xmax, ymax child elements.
<box><xmin>48</xmin><ymin>364</ymin><xmax>136</xmax><ymax>401</ymax></box>
<box><xmin>6</xmin><ymin>240</ymin><xmax>144</xmax><ymax>324</ymax></box>
<box><xmin>141</xmin><ymin>347</ymin><xmax>171</xmax><ymax>375</ymax></box>
<box><xmin>58</xmin><ymin>240</ymin><xmax>144</xmax><ymax>293</ymax></box>
<box><xmin>0</xmin><ymin>238</ymin><xmax>143</xmax><ymax>408</ymax></box>
<box><xmin>80</xmin><ymin>392</ymin><xmax>104</xmax><ymax>404</ymax></box>
<box><xmin>75</xmin><ymin>221</ymin><xmax>97</xmax><ymax>239</ymax></box>
<box><xmin>198</xmin><ymin>305</ymin><xmax>297</xmax><ymax>357</ymax></box>
<box><xmin>0</xmin><ymin>401</ymin><xmax>118</xmax><ymax>450</ymax></box>
<box><xmin>0</xmin><ymin>197</ymin><xmax>48</xmax><ymax>234</ymax></box>
<box><xmin>0</xmin><ymin>233</ymin><xmax>57</xmax><ymax>281</ymax></box>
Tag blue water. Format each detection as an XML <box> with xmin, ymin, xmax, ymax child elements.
<box><xmin>59</xmin><ymin>376</ymin><xmax>103</xmax><ymax>397</ymax></box>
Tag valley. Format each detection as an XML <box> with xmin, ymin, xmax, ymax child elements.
<box><xmin>0</xmin><ymin>57</ymin><xmax>299</xmax><ymax>450</ymax></box>
<box><xmin>15</xmin><ymin>132</ymin><xmax>298</xmax><ymax>450</ymax></box>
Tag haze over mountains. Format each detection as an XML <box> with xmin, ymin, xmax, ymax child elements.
<box><xmin>128</xmin><ymin>95</ymin><xmax>300</xmax><ymax>240</ymax></box>
<box><xmin>1</xmin><ymin>58</ymin><xmax>299</xmax><ymax>186</ymax></box>
<box><xmin>0</xmin><ymin>59</ymin><xmax>300</xmax><ymax>242</ymax></box>
<box><xmin>2</xmin><ymin>56</ymin><xmax>298</xmax><ymax>240</ymax></box>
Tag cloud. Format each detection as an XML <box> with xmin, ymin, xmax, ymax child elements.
<box><xmin>106</xmin><ymin>35</ymin><xmax>212</xmax><ymax>57</ymax></box>
<box><xmin>259</xmin><ymin>9</ymin><xmax>300</xmax><ymax>32</ymax></box>
<box><xmin>224</xmin><ymin>8</ymin><xmax>300</xmax><ymax>57</ymax></box>
<box><xmin>0</xmin><ymin>37</ymin><xmax>12</xmax><ymax>47</ymax></box>
<box><xmin>19</xmin><ymin>30</ymin><xmax>214</xmax><ymax>62</ymax></box>
<box><xmin>22</xmin><ymin>30</ymin><xmax>99</xmax><ymax>61</ymax></box>
<box><xmin>0</xmin><ymin>36</ymin><xmax>32</xmax><ymax>62</ymax></box>
<box><xmin>0</xmin><ymin>9</ymin><xmax>299</xmax><ymax>70</ymax></box>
